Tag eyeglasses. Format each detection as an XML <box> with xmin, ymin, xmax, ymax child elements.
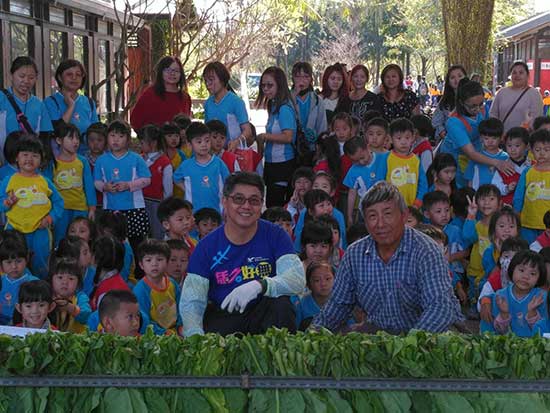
<box><xmin>163</xmin><ymin>68</ymin><xmax>181</xmax><ymax>75</ymax></box>
<box><xmin>227</xmin><ymin>194</ymin><xmax>263</xmax><ymax>207</ymax></box>
<box><xmin>463</xmin><ymin>101</ymin><xmax>485</xmax><ymax>112</ymax></box>
<box><xmin>261</xmin><ymin>82</ymin><xmax>274</xmax><ymax>89</ymax></box>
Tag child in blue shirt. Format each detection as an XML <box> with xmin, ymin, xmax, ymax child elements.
<box><xmin>173</xmin><ymin>122</ymin><xmax>230</xmax><ymax>213</ymax></box>
<box><xmin>295</xmin><ymin>261</ymin><xmax>334</xmax><ymax>330</ymax></box>
<box><xmin>343</xmin><ymin>136</ymin><xmax>387</xmax><ymax>227</ymax></box>
<box><xmin>0</xmin><ymin>231</ymin><xmax>37</xmax><ymax>324</ymax></box>
<box><xmin>0</xmin><ymin>132</ymin><xmax>21</xmax><ymax>227</ymax></box>
<box><xmin>464</xmin><ymin>118</ymin><xmax>509</xmax><ymax>190</ymax></box>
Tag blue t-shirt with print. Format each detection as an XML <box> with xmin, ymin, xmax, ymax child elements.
<box><xmin>204</xmin><ymin>91</ymin><xmax>249</xmax><ymax>142</ymax></box>
<box><xmin>296</xmin><ymin>94</ymin><xmax>311</xmax><ymax>128</ymax></box>
<box><xmin>264</xmin><ymin>102</ymin><xmax>296</xmax><ymax>163</ymax></box>
<box><xmin>464</xmin><ymin>150</ymin><xmax>509</xmax><ymax>190</ymax></box>
<box><xmin>0</xmin><ymin>269</ymin><xmax>38</xmax><ymax>325</ymax></box>
<box><xmin>187</xmin><ymin>219</ymin><xmax>295</xmax><ymax>308</ymax></box>
<box><xmin>343</xmin><ymin>152</ymin><xmax>388</xmax><ymax>200</ymax></box>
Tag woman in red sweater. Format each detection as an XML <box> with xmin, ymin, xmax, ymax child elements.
<box><xmin>130</xmin><ymin>56</ymin><xmax>192</xmax><ymax>130</ymax></box>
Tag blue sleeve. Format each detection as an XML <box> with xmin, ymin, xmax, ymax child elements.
<box><xmin>479</xmin><ymin>294</ymin><xmax>496</xmax><ymax>333</ymax></box>
<box><xmin>513</xmin><ymin>168</ymin><xmax>528</xmax><ymax>213</ymax></box>
<box><xmin>293</xmin><ymin>211</ymin><xmax>306</xmax><ymax>252</ymax></box>
<box><xmin>44</xmin><ymin>95</ymin><xmax>62</xmax><ymax>121</ymax></box>
<box><xmin>90</xmin><ymin>100</ymin><xmax>99</xmax><ymax>123</ymax></box>
<box><xmin>219</xmin><ymin>158</ymin><xmax>230</xmax><ymax>181</ymax></box>
<box><xmin>416</xmin><ymin>162</ymin><xmax>428</xmax><ymax>203</ymax></box>
<box><xmin>79</xmin><ymin>155</ymin><xmax>97</xmax><ymax>207</ymax></box>
<box><xmin>47</xmin><ymin>178</ymin><xmax>65</xmax><ymax>224</ymax></box>
<box><xmin>462</xmin><ymin>219</ymin><xmax>478</xmax><ymax>247</ymax></box>
<box><xmin>134</xmin><ymin>281</ymin><xmax>165</xmax><ymax>335</ymax></box>
<box><xmin>464</xmin><ymin>161</ymin><xmax>474</xmax><ymax>181</ymax></box>
<box><xmin>135</xmin><ymin>153</ymin><xmax>151</xmax><ymax>179</ymax></box>
<box><xmin>121</xmin><ymin>241</ymin><xmax>133</xmax><ymax>282</ymax></box>
<box><xmin>0</xmin><ymin>176</ymin><xmax>11</xmax><ymax>213</ymax></box>
<box><xmin>173</xmin><ymin>163</ymin><xmax>185</xmax><ymax>183</ymax></box>
<box><xmin>87</xmin><ymin>310</ymin><xmax>100</xmax><ymax>331</ymax></box>
<box><xmin>42</xmin><ymin>161</ymin><xmax>54</xmax><ymax>181</ymax></box>
<box><xmin>446</xmin><ymin>117</ymin><xmax>471</xmax><ymax>150</ymax></box>
<box><xmin>482</xmin><ymin>246</ymin><xmax>496</xmax><ymax>278</ymax></box>
<box><xmin>93</xmin><ymin>157</ymin><xmax>104</xmax><ymax>182</ymax></box>
<box><xmin>75</xmin><ymin>291</ymin><xmax>92</xmax><ymax>324</ymax></box>
<box><xmin>278</xmin><ymin>104</ymin><xmax>297</xmax><ymax>132</ymax></box>
<box><xmin>342</xmin><ymin>167</ymin><xmax>356</xmax><ymax>189</ymax></box>
<box><xmin>234</xmin><ymin>95</ymin><xmax>249</xmax><ymax>125</ymax></box>
<box><xmin>333</xmin><ymin>209</ymin><xmax>347</xmax><ymax>249</ymax></box>
<box><xmin>40</xmin><ymin>102</ymin><xmax>54</xmax><ymax>132</ymax></box>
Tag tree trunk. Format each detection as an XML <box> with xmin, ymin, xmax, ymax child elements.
<box><xmin>441</xmin><ymin>0</ymin><xmax>495</xmax><ymax>78</ymax></box>
<box><xmin>420</xmin><ymin>55</ymin><xmax>428</xmax><ymax>77</ymax></box>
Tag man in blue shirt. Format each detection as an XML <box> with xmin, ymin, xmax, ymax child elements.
<box><xmin>313</xmin><ymin>181</ymin><xmax>462</xmax><ymax>333</ymax></box>
<box><xmin>179</xmin><ymin>172</ymin><xmax>305</xmax><ymax>336</ymax></box>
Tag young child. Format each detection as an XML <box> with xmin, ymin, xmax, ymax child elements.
<box><xmin>316</xmin><ymin>214</ymin><xmax>344</xmax><ymax>269</ymax></box>
<box><xmin>138</xmin><ymin>124</ymin><xmax>173</xmax><ymax>240</ymax></box>
<box><xmin>194</xmin><ymin>207</ymin><xmax>222</xmax><ymax>240</ymax></box>
<box><xmin>13</xmin><ymin>280</ymin><xmax>56</xmax><ymax>330</ymax></box>
<box><xmin>56</xmin><ymin>234</ymin><xmax>95</xmax><ymax>297</ymax></box>
<box><xmin>295</xmin><ymin>261</ymin><xmax>334</xmax><ymax>330</ymax></box>
<box><xmin>172</xmin><ymin>113</ymin><xmax>193</xmax><ymax>159</ymax></box>
<box><xmin>166</xmin><ymin>239</ymin><xmax>190</xmax><ymax>287</ymax></box>
<box><xmin>49</xmin><ymin>257</ymin><xmax>91</xmax><ymax>333</ymax></box>
<box><xmin>410</xmin><ymin>114</ymin><xmax>434</xmax><ymax>173</ymax></box>
<box><xmin>478</xmin><ymin>237</ymin><xmax>529</xmax><ymax>323</ymax></box>
<box><xmin>173</xmin><ymin>122</ymin><xmax>230</xmax><ymax>213</ymax></box>
<box><xmin>0</xmin><ymin>136</ymin><xmax>64</xmax><ymax>278</ymax></box>
<box><xmin>313</xmin><ymin>134</ymin><xmax>341</xmax><ymax>197</ymax></box>
<box><xmin>450</xmin><ymin>187</ymin><xmax>476</xmax><ymax>231</ymax></box>
<box><xmin>530</xmin><ymin>210</ymin><xmax>550</xmax><ymax>252</ymax></box>
<box><xmin>299</xmin><ymin>221</ymin><xmax>333</xmax><ymax>272</ymax></box>
<box><xmin>84</xmin><ymin>122</ymin><xmax>107</xmax><ymax>209</ymax></box>
<box><xmin>406</xmin><ymin>206</ymin><xmax>423</xmax><ymax>228</ymax></box>
<box><xmin>490</xmin><ymin>250</ymin><xmax>547</xmax><ymax>337</ymax></box>
<box><xmin>385</xmin><ymin>118</ymin><xmax>428</xmax><ymax>207</ymax></box>
<box><xmin>343</xmin><ymin>136</ymin><xmax>388</xmax><ymax>226</ymax></box>
<box><xmin>427</xmin><ymin>153</ymin><xmax>457</xmax><ymax>197</ymax></box>
<box><xmin>96</xmin><ymin>211</ymin><xmax>133</xmax><ymax>283</ymax></box>
<box><xmin>0</xmin><ymin>132</ymin><xmax>21</xmax><ymax>183</ymax></box>
<box><xmin>364</xmin><ymin>117</ymin><xmax>389</xmax><ymax>153</ymax></box>
<box><xmin>285</xmin><ymin>167</ymin><xmax>314</xmax><ymax>226</ymax></box>
<box><xmin>46</xmin><ymin>122</ymin><xmax>96</xmax><ymax>245</ymax></box>
<box><xmin>331</xmin><ymin>112</ymin><xmax>354</xmax><ymax>155</ymax></box>
<box><xmin>90</xmin><ymin>235</ymin><xmax>130</xmax><ymax>311</ymax></box>
<box><xmin>261</xmin><ymin>207</ymin><xmax>293</xmax><ymax>239</ymax></box>
<box><xmin>157</xmin><ymin>197</ymin><xmax>197</xmax><ymax>254</ymax></box>
<box><xmin>465</xmin><ymin>118</ymin><xmax>509</xmax><ymax>190</ymax></box>
<box><xmin>481</xmin><ymin>206</ymin><xmax>520</xmax><ymax>278</ymax></box>
<box><xmin>492</xmin><ymin>127</ymin><xmax>530</xmax><ymax>205</ymax></box>
<box><xmin>0</xmin><ymin>232</ymin><xmax>37</xmax><ymax>325</ymax></box>
<box><xmin>98</xmin><ymin>289</ymin><xmax>141</xmax><ymax>337</ymax></box>
<box><xmin>133</xmin><ymin>239</ymin><xmax>182</xmax><ymax>335</ymax></box>
<box><xmin>463</xmin><ymin>184</ymin><xmax>502</xmax><ymax>317</ymax></box>
<box><xmin>93</xmin><ymin>120</ymin><xmax>152</xmax><ymax>257</ymax></box>
<box><xmin>161</xmin><ymin>121</ymin><xmax>187</xmax><ymax>200</ymax></box>
<box><xmin>513</xmin><ymin>129</ymin><xmax>550</xmax><ymax>245</ymax></box>
<box><xmin>67</xmin><ymin>216</ymin><xmax>97</xmax><ymax>247</ymax></box>
<box><xmin>206</xmin><ymin>120</ymin><xmax>240</xmax><ymax>173</ymax></box>
<box><xmin>534</xmin><ymin>116</ymin><xmax>550</xmax><ymax>131</ymax></box>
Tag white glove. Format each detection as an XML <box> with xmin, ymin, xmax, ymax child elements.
<box><xmin>221</xmin><ymin>281</ymin><xmax>263</xmax><ymax>313</ymax></box>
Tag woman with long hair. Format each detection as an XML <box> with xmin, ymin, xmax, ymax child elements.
<box><xmin>320</xmin><ymin>63</ymin><xmax>349</xmax><ymax>124</ymax></box>
<box><xmin>334</xmin><ymin>64</ymin><xmax>380</xmax><ymax>124</ymax></box>
<box><xmin>377</xmin><ymin>63</ymin><xmax>420</xmax><ymax>122</ymax></box>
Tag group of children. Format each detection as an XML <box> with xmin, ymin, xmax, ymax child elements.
<box><xmin>0</xmin><ymin>97</ymin><xmax>550</xmax><ymax>337</ymax></box>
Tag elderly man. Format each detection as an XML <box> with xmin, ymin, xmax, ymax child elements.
<box><xmin>313</xmin><ymin>181</ymin><xmax>462</xmax><ymax>333</ymax></box>
<box><xmin>179</xmin><ymin>171</ymin><xmax>305</xmax><ymax>336</ymax></box>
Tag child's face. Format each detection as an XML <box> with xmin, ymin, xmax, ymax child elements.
<box><xmin>104</xmin><ymin>302</ymin><xmax>141</xmax><ymax>336</ymax></box>
<box><xmin>312</xmin><ymin>177</ymin><xmax>334</xmax><ymax>196</ymax></box>
<box><xmin>505</xmin><ymin>137</ymin><xmax>527</xmax><ymax>161</ymax></box>
<box><xmin>1</xmin><ymin>257</ymin><xmax>27</xmax><ymax>279</ymax></box>
<box><xmin>512</xmin><ymin>261</ymin><xmax>540</xmax><ymax>294</ymax></box>
<box><xmin>305</xmin><ymin>242</ymin><xmax>331</xmax><ymax>263</ymax></box>
<box><xmin>165</xmin><ymin>133</ymin><xmax>181</xmax><ymax>149</ymax></box>
<box><xmin>366</xmin><ymin>126</ymin><xmax>387</xmax><ymax>150</ymax></box>
<box><xmin>477</xmin><ymin>193</ymin><xmax>500</xmax><ymax>217</ymax></box>
<box><xmin>481</xmin><ymin>134</ymin><xmax>501</xmax><ymax>153</ymax></box>
<box><xmin>79</xmin><ymin>243</ymin><xmax>92</xmax><ymax>268</ymax></box>
<box><xmin>275</xmin><ymin>219</ymin><xmax>293</xmax><ymax>239</ymax></box>
<box><xmin>308</xmin><ymin>266</ymin><xmax>334</xmax><ymax>299</ymax></box>
<box><xmin>197</xmin><ymin>218</ymin><xmax>219</xmax><ymax>239</ymax></box>
<box><xmin>406</xmin><ymin>214</ymin><xmax>419</xmax><ymax>228</ymax></box>
<box><xmin>210</xmin><ymin>132</ymin><xmax>225</xmax><ymax>154</ymax></box>
<box><xmin>494</xmin><ymin>215</ymin><xmax>518</xmax><ymax>245</ymax></box>
<box><xmin>348</xmin><ymin>147</ymin><xmax>372</xmax><ymax>166</ymax></box>
<box><xmin>310</xmin><ymin>200</ymin><xmax>333</xmax><ymax>217</ymax></box>
<box><xmin>329</xmin><ymin>227</ymin><xmax>340</xmax><ymax>247</ymax></box>
<box><xmin>57</xmin><ymin>133</ymin><xmax>80</xmax><ymax>155</ymax></box>
<box><xmin>191</xmin><ymin>134</ymin><xmax>211</xmax><ymax>157</ymax></box>
<box><xmin>51</xmin><ymin>273</ymin><xmax>79</xmax><ymax>299</ymax></box>
<box><xmin>139</xmin><ymin>254</ymin><xmax>168</xmax><ymax>281</ymax></box>
<box><xmin>166</xmin><ymin>248</ymin><xmax>189</xmax><ymax>283</ymax></box>
<box><xmin>333</xmin><ymin>119</ymin><xmax>352</xmax><ymax>142</ymax></box>
<box><xmin>87</xmin><ymin>132</ymin><xmax>106</xmax><ymax>155</ymax></box>
<box><xmin>16</xmin><ymin>301</ymin><xmax>54</xmax><ymax>328</ymax></box>
<box><xmin>294</xmin><ymin>177</ymin><xmax>312</xmax><ymax>199</ymax></box>
<box><xmin>425</xmin><ymin>201</ymin><xmax>451</xmax><ymax>228</ymax></box>
<box><xmin>68</xmin><ymin>221</ymin><xmax>91</xmax><ymax>243</ymax></box>
<box><xmin>16</xmin><ymin>151</ymin><xmax>41</xmax><ymax>173</ymax></box>
<box><xmin>391</xmin><ymin>130</ymin><xmax>415</xmax><ymax>154</ymax></box>
<box><xmin>139</xmin><ymin>139</ymin><xmax>156</xmax><ymax>154</ymax></box>
<box><xmin>531</xmin><ymin>141</ymin><xmax>550</xmax><ymax>165</ymax></box>
<box><xmin>108</xmin><ymin>132</ymin><xmax>129</xmax><ymax>154</ymax></box>
<box><xmin>437</xmin><ymin>166</ymin><xmax>457</xmax><ymax>185</ymax></box>
<box><xmin>163</xmin><ymin>208</ymin><xmax>194</xmax><ymax>238</ymax></box>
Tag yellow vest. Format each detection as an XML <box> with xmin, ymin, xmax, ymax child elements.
<box><xmin>520</xmin><ymin>167</ymin><xmax>550</xmax><ymax>229</ymax></box>
<box><xmin>6</xmin><ymin>174</ymin><xmax>52</xmax><ymax>233</ymax></box>
<box><xmin>53</xmin><ymin>158</ymin><xmax>86</xmax><ymax>211</ymax></box>
<box><xmin>467</xmin><ymin>221</ymin><xmax>490</xmax><ymax>281</ymax></box>
<box><xmin>386</xmin><ymin>151</ymin><xmax>420</xmax><ymax>206</ymax></box>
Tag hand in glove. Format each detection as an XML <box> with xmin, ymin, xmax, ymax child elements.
<box><xmin>221</xmin><ymin>280</ymin><xmax>263</xmax><ymax>313</ymax></box>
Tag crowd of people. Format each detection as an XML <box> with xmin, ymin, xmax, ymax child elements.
<box><xmin>0</xmin><ymin>53</ymin><xmax>549</xmax><ymax>339</ymax></box>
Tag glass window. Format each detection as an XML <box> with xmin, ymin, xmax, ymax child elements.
<box><xmin>10</xmin><ymin>0</ymin><xmax>32</xmax><ymax>16</ymax></box>
<box><xmin>73</xmin><ymin>13</ymin><xmax>86</xmax><ymax>30</ymax></box>
<box><xmin>98</xmin><ymin>21</ymin><xmax>108</xmax><ymax>34</ymax></box>
<box><xmin>50</xmin><ymin>31</ymin><xmax>67</xmax><ymax>94</ymax></box>
<box><xmin>73</xmin><ymin>35</ymin><xmax>89</xmax><ymax>92</ymax></box>
<box><xmin>10</xmin><ymin>23</ymin><xmax>31</xmax><ymax>62</ymax></box>
<box><xmin>539</xmin><ymin>39</ymin><xmax>550</xmax><ymax>60</ymax></box>
<box><xmin>49</xmin><ymin>6</ymin><xmax>65</xmax><ymax>25</ymax></box>
<box><xmin>98</xmin><ymin>40</ymin><xmax>110</xmax><ymax>114</ymax></box>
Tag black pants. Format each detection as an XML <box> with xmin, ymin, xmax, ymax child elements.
<box><xmin>204</xmin><ymin>296</ymin><xmax>296</xmax><ymax>336</ymax></box>
<box><xmin>264</xmin><ymin>159</ymin><xmax>296</xmax><ymax>208</ymax></box>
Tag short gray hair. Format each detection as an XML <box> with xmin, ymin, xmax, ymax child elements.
<box><xmin>361</xmin><ymin>181</ymin><xmax>407</xmax><ymax>213</ymax></box>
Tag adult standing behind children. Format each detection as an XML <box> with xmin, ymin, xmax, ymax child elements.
<box><xmin>130</xmin><ymin>56</ymin><xmax>192</xmax><ymax>131</ymax></box>
<box><xmin>179</xmin><ymin>172</ymin><xmax>305</xmax><ymax>336</ymax></box>
<box><xmin>203</xmin><ymin>62</ymin><xmax>253</xmax><ymax>151</ymax></box>
<box><xmin>377</xmin><ymin>64</ymin><xmax>420</xmax><ymax>123</ymax></box>
<box><xmin>490</xmin><ymin>61</ymin><xmax>543</xmax><ymax>132</ymax></box>
<box><xmin>312</xmin><ymin>181</ymin><xmax>462</xmax><ymax>334</ymax></box>
<box><xmin>319</xmin><ymin>63</ymin><xmax>349</xmax><ymax>124</ymax></box>
<box><xmin>335</xmin><ymin>64</ymin><xmax>381</xmax><ymax>122</ymax></box>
